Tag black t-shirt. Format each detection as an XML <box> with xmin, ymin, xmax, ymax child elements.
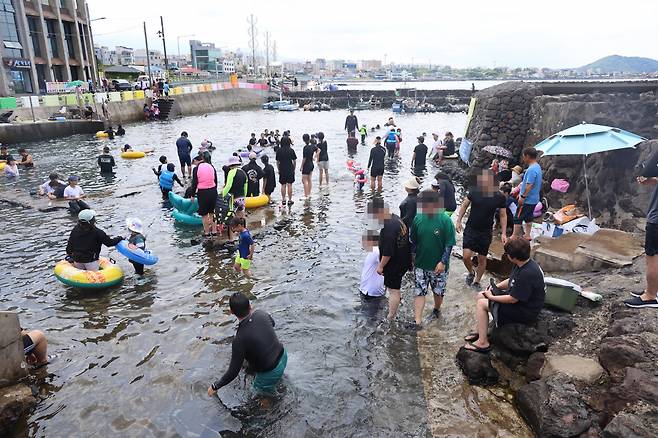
<box><xmin>242</xmin><ymin>161</ymin><xmax>265</xmax><ymax>196</ymax></box>
<box><xmin>97</xmin><ymin>154</ymin><xmax>115</xmax><ymax>173</ymax></box>
<box><xmin>413</xmin><ymin>144</ymin><xmax>428</xmax><ymax>168</ymax></box>
<box><xmin>249</xmin><ymin>137</ymin><xmax>257</xmax><ymax>146</ymax></box>
<box><xmin>176</xmin><ymin>137</ymin><xmax>193</xmax><ymax>157</ymax></box>
<box><xmin>436</xmin><ymin>179</ymin><xmax>457</xmax><ymax>212</ymax></box>
<box><xmin>229</xmin><ymin>168</ymin><xmax>247</xmax><ymax>198</ymax></box>
<box><xmin>258</xmin><ymin>138</ymin><xmax>268</xmax><ymax>147</ymax></box>
<box><xmin>399</xmin><ymin>194</ymin><xmax>418</xmax><ymax>230</ymax></box>
<box><xmin>275</xmin><ymin>146</ymin><xmax>297</xmax><ymax>176</ymax></box>
<box><xmin>466</xmin><ymin>191</ymin><xmax>506</xmax><ymax>231</ymax></box>
<box><xmin>379</xmin><ymin>214</ymin><xmax>411</xmax><ymax>274</ymax></box>
<box><xmin>507</xmin><ymin>259</ymin><xmax>545</xmax><ymax>323</ymax></box>
<box><xmin>263</xmin><ymin>163</ymin><xmax>276</xmax><ymax>194</ymax></box>
<box><xmin>317</xmin><ymin>140</ymin><xmax>329</xmax><ymax>161</ymax></box>
<box><xmin>444</xmin><ymin>139</ymin><xmax>455</xmax><ymax>156</ymax></box>
<box><xmin>346</xmin><ymin>137</ymin><xmax>359</xmax><ymax>149</ymax></box>
<box><xmin>368</xmin><ymin>145</ymin><xmax>386</xmax><ymax>170</ymax></box>
<box><xmin>302</xmin><ymin>144</ymin><xmax>317</xmax><ymax>173</ymax></box>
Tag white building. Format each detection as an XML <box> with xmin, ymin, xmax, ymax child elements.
<box><xmin>222</xmin><ymin>59</ymin><xmax>235</xmax><ymax>74</ymax></box>
<box><xmin>134</xmin><ymin>49</ymin><xmax>165</xmax><ymax>68</ymax></box>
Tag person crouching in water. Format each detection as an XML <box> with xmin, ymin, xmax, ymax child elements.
<box><xmin>63</xmin><ymin>175</ymin><xmax>90</xmax><ymax>215</ymax></box>
<box><xmin>231</xmin><ymin>217</ymin><xmax>254</xmax><ymax>278</ymax></box>
<box><xmin>66</xmin><ymin>209</ymin><xmax>122</xmax><ymax>271</ymax></box>
<box><xmin>159</xmin><ymin>163</ymin><xmax>184</xmax><ymax>200</ymax></box>
<box><xmin>126</xmin><ymin>217</ymin><xmax>146</xmax><ymax>276</ymax></box>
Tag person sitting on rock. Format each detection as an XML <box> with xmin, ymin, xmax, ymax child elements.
<box><xmin>463</xmin><ymin>237</ymin><xmax>545</xmax><ymax>353</ymax></box>
<box><xmin>22</xmin><ymin>328</ymin><xmax>49</xmax><ymax>368</ymax></box>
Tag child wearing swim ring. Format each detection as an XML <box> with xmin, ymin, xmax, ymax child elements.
<box><xmin>126</xmin><ymin>217</ymin><xmax>146</xmax><ymax>275</ymax></box>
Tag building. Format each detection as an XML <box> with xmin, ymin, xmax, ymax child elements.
<box><xmin>113</xmin><ymin>45</ymin><xmax>133</xmax><ymax>66</ymax></box>
<box><xmin>189</xmin><ymin>40</ymin><xmax>221</xmax><ymax>72</ymax></box>
<box><xmin>221</xmin><ymin>58</ymin><xmax>235</xmax><ymax>74</ymax></box>
<box><xmin>0</xmin><ymin>0</ymin><xmax>98</xmax><ymax>96</ymax></box>
<box><xmin>133</xmin><ymin>49</ymin><xmax>164</xmax><ymax>69</ymax></box>
<box><xmin>94</xmin><ymin>45</ymin><xmax>110</xmax><ymax>65</ymax></box>
<box><xmin>358</xmin><ymin>59</ymin><xmax>382</xmax><ymax>71</ymax></box>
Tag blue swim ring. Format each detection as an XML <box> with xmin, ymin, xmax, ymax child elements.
<box><xmin>116</xmin><ymin>240</ymin><xmax>159</xmax><ymax>265</ymax></box>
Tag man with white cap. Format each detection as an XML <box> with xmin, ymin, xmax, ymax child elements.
<box><xmin>66</xmin><ymin>209</ymin><xmax>122</xmax><ymax>271</ymax></box>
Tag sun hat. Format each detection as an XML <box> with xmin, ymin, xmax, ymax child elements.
<box><xmin>248</xmin><ymin>152</ymin><xmax>257</xmax><ymax>160</ymax></box>
<box><xmin>78</xmin><ymin>209</ymin><xmax>96</xmax><ymax>222</ymax></box>
<box><xmin>431</xmin><ymin>179</ymin><xmax>441</xmax><ymax>188</ymax></box>
<box><xmin>227</xmin><ymin>156</ymin><xmax>241</xmax><ymax>166</ymax></box>
<box><xmin>403</xmin><ymin>178</ymin><xmax>420</xmax><ymax>190</ymax></box>
<box><xmin>512</xmin><ymin>165</ymin><xmax>523</xmax><ymax>173</ymax></box>
<box><xmin>125</xmin><ymin>217</ymin><xmax>143</xmax><ymax>234</ymax></box>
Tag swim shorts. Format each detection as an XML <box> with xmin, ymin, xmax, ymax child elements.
<box><xmin>253</xmin><ymin>349</ymin><xmax>287</xmax><ymax>394</ymax></box>
<box><xmin>178</xmin><ymin>154</ymin><xmax>191</xmax><ymax>167</ymax></box>
<box><xmin>317</xmin><ymin>160</ymin><xmax>329</xmax><ymax>170</ymax></box>
<box><xmin>279</xmin><ymin>172</ymin><xmax>295</xmax><ymax>185</ymax></box>
<box><xmin>414</xmin><ymin>268</ymin><xmax>448</xmax><ymax>297</ymax></box>
<box><xmin>233</xmin><ymin>196</ymin><xmax>245</xmax><ymax>212</ymax></box>
<box><xmin>646</xmin><ymin>222</ymin><xmax>658</xmax><ymax>256</ymax></box>
<box><xmin>235</xmin><ymin>256</ymin><xmax>251</xmax><ymax>270</ymax></box>
<box><xmin>197</xmin><ymin>188</ymin><xmax>218</xmax><ymax>216</ymax></box>
<box><xmin>371</xmin><ymin>167</ymin><xmax>384</xmax><ymax>178</ymax></box>
<box><xmin>23</xmin><ymin>334</ymin><xmax>35</xmax><ymax>354</ymax></box>
<box><xmin>463</xmin><ymin>226</ymin><xmax>493</xmax><ymax>255</ymax></box>
<box><xmin>383</xmin><ymin>269</ymin><xmax>405</xmax><ymax>290</ymax></box>
<box><xmin>514</xmin><ymin>203</ymin><xmax>536</xmax><ymax>225</ymax></box>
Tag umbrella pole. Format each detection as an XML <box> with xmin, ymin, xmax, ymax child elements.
<box><xmin>583</xmin><ymin>155</ymin><xmax>592</xmax><ymax>219</ymax></box>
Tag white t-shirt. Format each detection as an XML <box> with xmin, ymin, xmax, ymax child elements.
<box><xmin>40</xmin><ymin>180</ymin><xmax>64</xmax><ymax>194</ymax></box>
<box><xmin>64</xmin><ymin>185</ymin><xmax>84</xmax><ymax>198</ymax></box>
<box><xmin>360</xmin><ymin>247</ymin><xmax>385</xmax><ymax>297</ymax></box>
<box><xmin>430</xmin><ymin>139</ymin><xmax>442</xmax><ymax>157</ymax></box>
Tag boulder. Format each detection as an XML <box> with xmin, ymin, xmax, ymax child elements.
<box><xmin>540</xmin><ymin>354</ymin><xmax>605</xmax><ymax>383</ymax></box>
<box><xmin>525</xmin><ymin>352</ymin><xmax>545</xmax><ymax>382</ymax></box>
<box><xmin>516</xmin><ymin>375</ymin><xmax>592</xmax><ymax>437</ymax></box>
<box><xmin>598</xmin><ymin>333</ymin><xmax>657</xmax><ymax>377</ymax></box>
<box><xmin>455</xmin><ymin>347</ymin><xmax>499</xmax><ymax>386</ymax></box>
<box><xmin>0</xmin><ymin>383</ymin><xmax>36</xmax><ymax>434</ymax></box>
<box><xmin>603</xmin><ymin>402</ymin><xmax>658</xmax><ymax>438</ymax></box>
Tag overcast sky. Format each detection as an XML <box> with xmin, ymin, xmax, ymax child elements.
<box><xmin>89</xmin><ymin>0</ymin><xmax>658</xmax><ymax>68</ymax></box>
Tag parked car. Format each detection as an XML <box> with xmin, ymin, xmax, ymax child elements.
<box><xmin>133</xmin><ymin>75</ymin><xmax>151</xmax><ymax>90</ymax></box>
<box><xmin>111</xmin><ymin>79</ymin><xmax>133</xmax><ymax>91</ymax></box>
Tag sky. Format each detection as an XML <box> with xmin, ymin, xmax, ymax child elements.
<box><xmin>88</xmin><ymin>0</ymin><xmax>658</xmax><ymax>68</ymax></box>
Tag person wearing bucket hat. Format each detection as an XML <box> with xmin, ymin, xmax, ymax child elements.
<box><xmin>126</xmin><ymin>217</ymin><xmax>146</xmax><ymax>275</ymax></box>
<box><xmin>66</xmin><ymin>209</ymin><xmax>122</xmax><ymax>271</ymax></box>
<box><xmin>190</xmin><ymin>152</ymin><xmax>218</xmax><ymax>238</ymax></box>
<box><xmin>63</xmin><ymin>175</ymin><xmax>91</xmax><ymax>215</ymax></box>
<box><xmin>400</xmin><ymin>177</ymin><xmax>421</xmax><ymax>230</ymax></box>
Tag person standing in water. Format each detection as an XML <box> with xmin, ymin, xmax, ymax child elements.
<box><xmin>316</xmin><ymin>132</ymin><xmax>329</xmax><ymax>185</ymax></box>
<box><xmin>368</xmin><ymin>136</ymin><xmax>386</xmax><ymax>190</ymax></box>
<box><xmin>261</xmin><ymin>155</ymin><xmax>276</xmax><ymax>201</ymax></box>
<box><xmin>190</xmin><ymin>152</ymin><xmax>218</xmax><ymax>238</ymax></box>
<box><xmin>176</xmin><ymin>131</ymin><xmax>193</xmax><ymax>179</ymax></box>
<box><xmin>344</xmin><ymin>109</ymin><xmax>359</xmax><ymax>136</ymax></box>
<box><xmin>208</xmin><ymin>292</ymin><xmax>288</xmax><ymax>397</ymax></box>
<box><xmin>242</xmin><ymin>152</ymin><xmax>265</xmax><ymax>197</ymax></box>
<box><xmin>384</xmin><ymin>128</ymin><xmax>399</xmax><ymax>159</ymax></box>
<box><xmin>411</xmin><ymin>136</ymin><xmax>428</xmax><ymax>174</ymax></box>
<box><xmin>359</xmin><ymin>125</ymin><xmax>368</xmax><ymax>145</ymax></box>
<box><xmin>301</xmin><ymin>134</ymin><xmax>318</xmax><ymax>197</ymax></box>
<box><xmin>276</xmin><ymin>135</ymin><xmax>297</xmax><ymax>206</ymax></box>
<box><xmin>98</xmin><ymin>146</ymin><xmax>116</xmax><ymax>174</ymax></box>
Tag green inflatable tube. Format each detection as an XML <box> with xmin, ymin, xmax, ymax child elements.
<box><xmin>168</xmin><ymin>191</ymin><xmax>199</xmax><ymax>215</ymax></box>
<box><xmin>172</xmin><ymin>208</ymin><xmax>203</xmax><ymax>226</ymax></box>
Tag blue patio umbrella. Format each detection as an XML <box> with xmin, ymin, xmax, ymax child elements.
<box><xmin>536</xmin><ymin>122</ymin><xmax>646</xmax><ymax>218</ymax></box>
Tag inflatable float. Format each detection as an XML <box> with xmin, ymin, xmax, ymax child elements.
<box><xmin>54</xmin><ymin>257</ymin><xmax>124</xmax><ymax>289</ymax></box>
<box><xmin>244</xmin><ymin>194</ymin><xmax>269</xmax><ymax>209</ymax></box>
<box><xmin>354</xmin><ymin>169</ymin><xmax>368</xmax><ymax>189</ymax></box>
<box><xmin>443</xmin><ymin>153</ymin><xmax>459</xmax><ymax>160</ymax></box>
<box><xmin>172</xmin><ymin>208</ymin><xmax>203</xmax><ymax>225</ymax></box>
<box><xmin>346</xmin><ymin>160</ymin><xmax>362</xmax><ymax>173</ymax></box>
<box><xmin>238</xmin><ymin>148</ymin><xmax>264</xmax><ymax>158</ymax></box>
<box><xmin>116</xmin><ymin>240</ymin><xmax>158</xmax><ymax>266</ymax></box>
<box><xmin>121</xmin><ymin>151</ymin><xmax>146</xmax><ymax>159</ymax></box>
<box><xmin>0</xmin><ymin>162</ymin><xmax>5</xmax><ymax>171</ymax></box>
<box><xmin>95</xmin><ymin>131</ymin><xmax>109</xmax><ymax>138</ymax></box>
<box><xmin>168</xmin><ymin>191</ymin><xmax>199</xmax><ymax>214</ymax></box>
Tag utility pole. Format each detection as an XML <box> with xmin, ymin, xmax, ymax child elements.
<box><xmin>247</xmin><ymin>14</ymin><xmax>258</xmax><ymax>76</ymax></box>
<box><xmin>158</xmin><ymin>16</ymin><xmax>169</xmax><ymax>78</ymax></box>
<box><xmin>143</xmin><ymin>22</ymin><xmax>152</xmax><ymax>85</ymax></box>
<box><xmin>272</xmin><ymin>40</ymin><xmax>277</xmax><ymax>62</ymax></box>
<box><xmin>265</xmin><ymin>31</ymin><xmax>270</xmax><ymax>78</ymax></box>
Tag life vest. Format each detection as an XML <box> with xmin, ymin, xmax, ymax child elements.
<box><xmin>159</xmin><ymin>170</ymin><xmax>174</xmax><ymax>190</ymax></box>
<box><xmin>385</xmin><ymin>132</ymin><xmax>397</xmax><ymax>143</ymax></box>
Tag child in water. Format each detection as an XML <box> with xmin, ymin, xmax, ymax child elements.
<box><xmin>4</xmin><ymin>156</ymin><xmax>19</xmax><ymax>177</ymax></box>
<box><xmin>152</xmin><ymin>155</ymin><xmax>167</xmax><ymax>177</ymax></box>
<box><xmin>159</xmin><ymin>163</ymin><xmax>184</xmax><ymax>199</ymax></box>
<box><xmin>123</xmin><ymin>144</ymin><xmax>133</xmax><ymax>153</ymax></box>
<box><xmin>126</xmin><ymin>217</ymin><xmax>146</xmax><ymax>275</ymax></box>
<box><xmin>231</xmin><ymin>217</ymin><xmax>254</xmax><ymax>278</ymax></box>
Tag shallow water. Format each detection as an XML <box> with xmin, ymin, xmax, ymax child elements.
<box><xmin>1</xmin><ymin>109</ymin><xmax>528</xmax><ymax>437</ymax></box>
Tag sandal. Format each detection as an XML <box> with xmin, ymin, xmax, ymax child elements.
<box><xmin>464</xmin><ymin>332</ymin><xmax>479</xmax><ymax>342</ymax></box>
<box><xmin>463</xmin><ymin>342</ymin><xmax>492</xmax><ymax>354</ymax></box>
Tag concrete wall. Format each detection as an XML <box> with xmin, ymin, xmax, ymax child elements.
<box><xmin>285</xmin><ymin>89</ymin><xmax>473</xmax><ymax>109</ymax></box>
<box><xmin>169</xmin><ymin>88</ymin><xmax>266</xmax><ymax>118</ymax></box>
<box><xmin>0</xmin><ymin>312</ymin><xmax>26</xmax><ymax>388</ymax></box>
<box><xmin>0</xmin><ymin>120</ymin><xmax>104</xmax><ymax>144</ymax></box>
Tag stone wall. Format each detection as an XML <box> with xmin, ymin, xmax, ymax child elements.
<box><xmin>465</xmin><ymin>82</ymin><xmax>658</xmax><ymax>226</ymax></box>
<box><xmin>284</xmin><ymin>89</ymin><xmax>472</xmax><ymax>110</ymax></box>
<box><xmin>0</xmin><ymin>120</ymin><xmax>104</xmax><ymax>144</ymax></box>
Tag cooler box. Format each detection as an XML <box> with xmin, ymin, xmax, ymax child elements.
<box><xmin>0</xmin><ymin>97</ymin><xmax>18</xmax><ymax>109</ymax></box>
<box><xmin>544</xmin><ymin>277</ymin><xmax>581</xmax><ymax>312</ymax></box>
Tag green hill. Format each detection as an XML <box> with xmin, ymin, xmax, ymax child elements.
<box><xmin>578</xmin><ymin>55</ymin><xmax>658</xmax><ymax>73</ymax></box>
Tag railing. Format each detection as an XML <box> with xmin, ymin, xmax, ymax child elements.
<box><xmin>5</xmin><ymin>82</ymin><xmax>269</xmax><ymax>110</ymax></box>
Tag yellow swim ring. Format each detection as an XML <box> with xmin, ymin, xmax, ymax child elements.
<box><xmin>95</xmin><ymin>131</ymin><xmax>109</xmax><ymax>138</ymax></box>
<box><xmin>0</xmin><ymin>162</ymin><xmax>5</xmax><ymax>171</ymax></box>
<box><xmin>244</xmin><ymin>194</ymin><xmax>270</xmax><ymax>209</ymax></box>
<box><xmin>54</xmin><ymin>257</ymin><xmax>124</xmax><ymax>289</ymax></box>
<box><xmin>121</xmin><ymin>151</ymin><xmax>146</xmax><ymax>159</ymax></box>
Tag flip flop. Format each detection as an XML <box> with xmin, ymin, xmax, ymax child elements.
<box><xmin>463</xmin><ymin>332</ymin><xmax>479</xmax><ymax>342</ymax></box>
<box><xmin>463</xmin><ymin>342</ymin><xmax>492</xmax><ymax>354</ymax></box>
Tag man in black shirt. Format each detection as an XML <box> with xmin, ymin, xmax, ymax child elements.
<box><xmin>344</xmin><ymin>109</ymin><xmax>359</xmax><ymax>135</ymax></box>
<box><xmin>368</xmin><ymin>198</ymin><xmax>411</xmax><ymax>322</ymax></box>
<box><xmin>0</xmin><ymin>144</ymin><xmax>11</xmax><ymax>161</ymax></box>
<box><xmin>367</xmin><ymin>137</ymin><xmax>386</xmax><ymax>190</ymax></box>
<box><xmin>257</xmin><ymin>134</ymin><xmax>269</xmax><ymax>148</ymax></box>
<box><xmin>248</xmin><ymin>133</ymin><xmax>257</xmax><ymax>147</ymax></box>
<box><xmin>98</xmin><ymin>146</ymin><xmax>116</xmax><ymax>174</ymax></box>
<box><xmin>399</xmin><ymin>178</ymin><xmax>420</xmax><ymax>230</ymax></box>
<box><xmin>411</xmin><ymin>136</ymin><xmax>428</xmax><ymax>172</ymax></box>
<box><xmin>208</xmin><ymin>292</ymin><xmax>287</xmax><ymax>396</ymax></box>
<box><xmin>261</xmin><ymin>155</ymin><xmax>276</xmax><ymax>199</ymax></box>
<box><xmin>455</xmin><ymin>169</ymin><xmax>508</xmax><ymax>288</ymax></box>
<box><xmin>242</xmin><ymin>152</ymin><xmax>265</xmax><ymax>197</ymax></box>
<box><xmin>443</xmin><ymin>132</ymin><xmax>455</xmax><ymax>156</ymax></box>
<box><xmin>463</xmin><ymin>237</ymin><xmax>545</xmax><ymax>353</ymax></box>
<box><xmin>431</xmin><ymin>172</ymin><xmax>457</xmax><ymax>213</ymax></box>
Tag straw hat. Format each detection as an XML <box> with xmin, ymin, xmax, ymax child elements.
<box><xmin>403</xmin><ymin>178</ymin><xmax>420</xmax><ymax>190</ymax></box>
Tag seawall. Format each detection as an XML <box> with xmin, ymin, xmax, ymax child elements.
<box><xmin>283</xmin><ymin>89</ymin><xmax>472</xmax><ymax>110</ymax></box>
<box><xmin>0</xmin><ymin>120</ymin><xmax>104</xmax><ymax>144</ymax></box>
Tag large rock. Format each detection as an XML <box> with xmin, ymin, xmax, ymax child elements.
<box><xmin>603</xmin><ymin>402</ymin><xmax>658</xmax><ymax>438</ymax></box>
<box><xmin>455</xmin><ymin>347</ymin><xmax>499</xmax><ymax>386</ymax></box>
<box><xmin>598</xmin><ymin>332</ymin><xmax>658</xmax><ymax>377</ymax></box>
<box><xmin>0</xmin><ymin>383</ymin><xmax>36</xmax><ymax>434</ymax></box>
<box><xmin>540</xmin><ymin>354</ymin><xmax>605</xmax><ymax>383</ymax></box>
<box><xmin>516</xmin><ymin>375</ymin><xmax>592</xmax><ymax>437</ymax></box>
<box><xmin>0</xmin><ymin>312</ymin><xmax>27</xmax><ymax>387</ymax></box>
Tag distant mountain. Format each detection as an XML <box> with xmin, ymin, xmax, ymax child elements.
<box><xmin>578</xmin><ymin>55</ymin><xmax>658</xmax><ymax>74</ymax></box>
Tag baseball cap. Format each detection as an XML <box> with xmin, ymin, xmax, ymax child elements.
<box><xmin>78</xmin><ymin>209</ymin><xmax>95</xmax><ymax>222</ymax></box>
<box><xmin>248</xmin><ymin>152</ymin><xmax>257</xmax><ymax>160</ymax></box>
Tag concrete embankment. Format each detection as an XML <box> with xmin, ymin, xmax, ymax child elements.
<box><xmin>283</xmin><ymin>89</ymin><xmax>472</xmax><ymax>110</ymax></box>
<box><xmin>0</xmin><ymin>120</ymin><xmax>104</xmax><ymax>144</ymax></box>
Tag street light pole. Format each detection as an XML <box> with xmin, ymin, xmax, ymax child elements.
<box><xmin>158</xmin><ymin>16</ymin><xmax>169</xmax><ymax>78</ymax></box>
<box><xmin>143</xmin><ymin>22</ymin><xmax>152</xmax><ymax>86</ymax></box>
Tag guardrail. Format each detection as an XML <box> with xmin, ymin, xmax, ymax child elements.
<box><xmin>4</xmin><ymin>82</ymin><xmax>270</xmax><ymax>110</ymax></box>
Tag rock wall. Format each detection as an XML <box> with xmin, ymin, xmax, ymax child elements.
<box><xmin>284</xmin><ymin>89</ymin><xmax>472</xmax><ymax>110</ymax></box>
<box><xmin>0</xmin><ymin>120</ymin><xmax>104</xmax><ymax>145</ymax></box>
<box><xmin>466</xmin><ymin>82</ymin><xmax>658</xmax><ymax>227</ymax></box>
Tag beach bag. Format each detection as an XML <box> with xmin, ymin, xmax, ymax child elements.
<box><xmin>550</xmin><ymin>179</ymin><xmax>570</xmax><ymax>193</ymax></box>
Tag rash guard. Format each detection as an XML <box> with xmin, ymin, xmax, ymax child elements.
<box><xmin>222</xmin><ymin>167</ymin><xmax>248</xmax><ymax>198</ymax></box>
<box><xmin>212</xmin><ymin>310</ymin><xmax>284</xmax><ymax>390</ymax></box>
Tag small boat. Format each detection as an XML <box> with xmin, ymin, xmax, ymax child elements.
<box><xmin>262</xmin><ymin>100</ymin><xmax>291</xmax><ymax>110</ymax></box>
<box><xmin>279</xmin><ymin>103</ymin><xmax>299</xmax><ymax>111</ymax></box>
<box><xmin>319</xmin><ymin>103</ymin><xmax>331</xmax><ymax>111</ymax></box>
<box><xmin>417</xmin><ymin>102</ymin><xmax>437</xmax><ymax>113</ymax></box>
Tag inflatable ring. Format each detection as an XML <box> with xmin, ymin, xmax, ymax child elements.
<box><xmin>168</xmin><ymin>191</ymin><xmax>199</xmax><ymax>214</ymax></box>
<box><xmin>172</xmin><ymin>208</ymin><xmax>203</xmax><ymax>225</ymax></box>
<box><xmin>244</xmin><ymin>194</ymin><xmax>269</xmax><ymax>209</ymax></box>
<box><xmin>0</xmin><ymin>162</ymin><xmax>5</xmax><ymax>171</ymax></box>
<box><xmin>54</xmin><ymin>257</ymin><xmax>123</xmax><ymax>289</ymax></box>
<box><xmin>95</xmin><ymin>131</ymin><xmax>109</xmax><ymax>138</ymax></box>
<box><xmin>116</xmin><ymin>240</ymin><xmax>158</xmax><ymax>266</ymax></box>
<box><xmin>239</xmin><ymin>148</ymin><xmax>264</xmax><ymax>158</ymax></box>
<box><xmin>121</xmin><ymin>151</ymin><xmax>146</xmax><ymax>159</ymax></box>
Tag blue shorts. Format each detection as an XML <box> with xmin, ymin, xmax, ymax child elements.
<box><xmin>514</xmin><ymin>203</ymin><xmax>536</xmax><ymax>225</ymax></box>
<box><xmin>179</xmin><ymin>154</ymin><xmax>191</xmax><ymax>167</ymax></box>
<box><xmin>253</xmin><ymin>349</ymin><xmax>287</xmax><ymax>394</ymax></box>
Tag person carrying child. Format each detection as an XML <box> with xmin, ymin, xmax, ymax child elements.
<box><xmin>159</xmin><ymin>163</ymin><xmax>184</xmax><ymax>199</ymax></box>
<box><xmin>126</xmin><ymin>217</ymin><xmax>147</xmax><ymax>275</ymax></box>
<box><xmin>231</xmin><ymin>217</ymin><xmax>254</xmax><ymax>278</ymax></box>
